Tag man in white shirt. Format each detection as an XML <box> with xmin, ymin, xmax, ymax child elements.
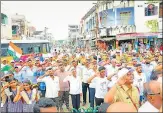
<box><xmin>133</xmin><ymin>64</ymin><xmax>146</xmax><ymax>105</ymax></box>
<box><xmin>63</xmin><ymin>68</ymin><xmax>82</xmax><ymax>110</ymax></box>
<box><xmin>88</xmin><ymin>66</ymin><xmax>97</xmax><ymax>108</ymax></box>
<box><xmin>105</xmin><ymin>59</ymin><xmax>119</xmax><ymax>89</ymax></box>
<box><xmin>81</xmin><ymin>59</ymin><xmax>92</xmax><ymax>106</ymax></box>
<box><xmin>37</xmin><ymin>67</ymin><xmax>60</xmax><ymax>111</ymax></box>
<box><xmin>88</xmin><ymin>66</ymin><xmax>111</xmax><ymax>106</ymax></box>
<box><xmin>138</xmin><ymin>81</ymin><xmax>162</xmax><ymax>112</ymax></box>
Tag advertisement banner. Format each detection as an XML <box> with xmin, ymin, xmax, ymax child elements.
<box><xmin>99</xmin><ymin>11</ymin><xmax>107</xmax><ymax>28</ymax></box>
<box><xmin>115</xmin><ymin>7</ymin><xmax>135</xmax><ymax>26</ymax></box>
<box><xmin>106</xmin><ymin>9</ymin><xmax>115</xmax><ymax>27</ymax></box>
<box><xmin>144</xmin><ymin>3</ymin><xmax>158</xmax><ymax>16</ymax></box>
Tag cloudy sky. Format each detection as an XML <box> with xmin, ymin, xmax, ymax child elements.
<box><xmin>2</xmin><ymin>1</ymin><xmax>94</xmax><ymax>40</ymax></box>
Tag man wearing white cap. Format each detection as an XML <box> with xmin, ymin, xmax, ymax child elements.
<box><xmin>104</xmin><ymin>67</ymin><xmax>140</xmax><ymax>111</ymax></box>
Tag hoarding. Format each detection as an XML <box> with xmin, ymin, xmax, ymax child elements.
<box><xmin>144</xmin><ymin>4</ymin><xmax>158</xmax><ymax>16</ymax></box>
<box><xmin>106</xmin><ymin>9</ymin><xmax>115</xmax><ymax>27</ymax></box>
<box><xmin>115</xmin><ymin>7</ymin><xmax>135</xmax><ymax>25</ymax></box>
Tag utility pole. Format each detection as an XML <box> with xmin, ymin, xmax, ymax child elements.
<box><xmin>95</xmin><ymin>1</ymin><xmax>100</xmax><ymax>50</ymax></box>
<box><xmin>44</xmin><ymin>27</ymin><xmax>48</xmax><ymax>40</ymax></box>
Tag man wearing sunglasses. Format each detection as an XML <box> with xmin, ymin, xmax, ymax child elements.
<box><xmin>138</xmin><ymin>81</ymin><xmax>162</xmax><ymax>112</ymax></box>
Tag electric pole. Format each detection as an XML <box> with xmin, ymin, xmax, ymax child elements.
<box><xmin>95</xmin><ymin>1</ymin><xmax>100</xmax><ymax>50</ymax></box>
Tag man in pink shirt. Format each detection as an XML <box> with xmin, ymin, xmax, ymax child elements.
<box><xmin>54</xmin><ymin>63</ymin><xmax>71</xmax><ymax>111</ymax></box>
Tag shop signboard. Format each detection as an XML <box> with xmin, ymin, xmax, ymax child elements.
<box><xmin>115</xmin><ymin>7</ymin><xmax>135</xmax><ymax>26</ymax></box>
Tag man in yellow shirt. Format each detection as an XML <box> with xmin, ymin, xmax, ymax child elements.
<box><xmin>116</xmin><ymin>51</ymin><xmax>122</xmax><ymax>63</ymax></box>
<box><xmin>104</xmin><ymin>68</ymin><xmax>140</xmax><ymax>111</ymax></box>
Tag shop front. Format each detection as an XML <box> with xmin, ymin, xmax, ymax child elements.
<box><xmin>101</xmin><ymin>37</ymin><xmax>116</xmax><ymax>51</ymax></box>
<box><xmin>136</xmin><ymin>32</ymin><xmax>160</xmax><ymax>49</ymax></box>
<box><xmin>116</xmin><ymin>33</ymin><xmax>137</xmax><ymax>50</ymax></box>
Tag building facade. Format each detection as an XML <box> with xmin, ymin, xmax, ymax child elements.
<box><xmin>68</xmin><ymin>25</ymin><xmax>82</xmax><ymax>48</ymax></box>
<box><xmin>1</xmin><ymin>3</ymin><xmax>12</xmax><ymax>40</ymax></box>
<box><xmin>80</xmin><ymin>0</ymin><xmax>162</xmax><ymax>51</ymax></box>
<box><xmin>11</xmin><ymin>13</ymin><xmax>29</xmax><ymax>40</ymax></box>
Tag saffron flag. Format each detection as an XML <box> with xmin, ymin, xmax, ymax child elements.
<box><xmin>8</xmin><ymin>41</ymin><xmax>22</xmax><ymax>60</ymax></box>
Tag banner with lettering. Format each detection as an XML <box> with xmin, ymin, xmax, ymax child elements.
<box><xmin>115</xmin><ymin>7</ymin><xmax>135</xmax><ymax>26</ymax></box>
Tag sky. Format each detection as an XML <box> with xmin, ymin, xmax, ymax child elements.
<box><xmin>2</xmin><ymin>1</ymin><xmax>95</xmax><ymax>40</ymax></box>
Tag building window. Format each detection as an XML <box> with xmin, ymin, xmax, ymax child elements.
<box><xmin>12</xmin><ymin>25</ymin><xmax>19</xmax><ymax>35</ymax></box>
<box><xmin>123</xmin><ymin>26</ymin><xmax>127</xmax><ymax>33</ymax></box>
<box><xmin>1</xmin><ymin>48</ymin><xmax>7</xmax><ymax>56</ymax></box>
<box><xmin>145</xmin><ymin>4</ymin><xmax>158</xmax><ymax>16</ymax></box>
<box><xmin>1</xmin><ymin>13</ymin><xmax>8</xmax><ymax>25</ymax></box>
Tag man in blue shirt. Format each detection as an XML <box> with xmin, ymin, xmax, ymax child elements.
<box><xmin>142</xmin><ymin>57</ymin><xmax>154</xmax><ymax>82</ymax></box>
<box><xmin>34</xmin><ymin>67</ymin><xmax>46</xmax><ymax>97</ymax></box>
<box><xmin>13</xmin><ymin>66</ymin><xmax>24</xmax><ymax>83</ymax></box>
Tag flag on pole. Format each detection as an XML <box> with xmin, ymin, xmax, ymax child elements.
<box><xmin>1</xmin><ymin>65</ymin><xmax>12</xmax><ymax>72</ymax></box>
<box><xmin>8</xmin><ymin>41</ymin><xmax>22</xmax><ymax>60</ymax></box>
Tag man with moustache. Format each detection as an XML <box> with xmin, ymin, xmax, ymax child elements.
<box><xmin>133</xmin><ymin>64</ymin><xmax>146</xmax><ymax>105</ymax></box>
<box><xmin>37</xmin><ymin>67</ymin><xmax>60</xmax><ymax>111</ymax></box>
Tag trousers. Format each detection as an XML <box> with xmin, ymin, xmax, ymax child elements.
<box><xmin>59</xmin><ymin>91</ymin><xmax>69</xmax><ymax>109</ymax></box>
<box><xmin>71</xmin><ymin>94</ymin><xmax>80</xmax><ymax>110</ymax></box>
<box><xmin>89</xmin><ymin>88</ymin><xmax>95</xmax><ymax>108</ymax></box>
<box><xmin>82</xmin><ymin>82</ymin><xmax>90</xmax><ymax>103</ymax></box>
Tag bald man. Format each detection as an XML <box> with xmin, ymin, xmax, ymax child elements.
<box><xmin>107</xmin><ymin>102</ymin><xmax>137</xmax><ymax>112</ymax></box>
<box><xmin>139</xmin><ymin>81</ymin><xmax>162</xmax><ymax>112</ymax></box>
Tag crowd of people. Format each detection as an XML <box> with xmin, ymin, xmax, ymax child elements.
<box><xmin>0</xmin><ymin>48</ymin><xmax>162</xmax><ymax>112</ymax></box>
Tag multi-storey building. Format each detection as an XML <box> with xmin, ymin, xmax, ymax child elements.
<box><xmin>1</xmin><ymin>3</ymin><xmax>12</xmax><ymax>40</ymax></box>
<box><xmin>80</xmin><ymin>5</ymin><xmax>97</xmax><ymax>50</ymax></box>
<box><xmin>68</xmin><ymin>25</ymin><xmax>82</xmax><ymax>48</ymax></box>
<box><xmin>80</xmin><ymin>0</ymin><xmax>162</xmax><ymax>50</ymax></box>
<box><xmin>11</xmin><ymin>13</ymin><xmax>29</xmax><ymax>40</ymax></box>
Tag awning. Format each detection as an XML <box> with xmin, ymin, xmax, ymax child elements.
<box><xmin>116</xmin><ymin>37</ymin><xmax>136</xmax><ymax>40</ymax></box>
<box><xmin>116</xmin><ymin>32</ymin><xmax>160</xmax><ymax>40</ymax></box>
<box><xmin>158</xmin><ymin>33</ymin><xmax>162</xmax><ymax>38</ymax></box>
<box><xmin>102</xmin><ymin>38</ymin><xmax>115</xmax><ymax>41</ymax></box>
<box><xmin>81</xmin><ymin>38</ymin><xmax>89</xmax><ymax>41</ymax></box>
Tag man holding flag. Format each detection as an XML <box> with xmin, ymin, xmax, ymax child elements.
<box><xmin>7</xmin><ymin>41</ymin><xmax>23</xmax><ymax>60</ymax></box>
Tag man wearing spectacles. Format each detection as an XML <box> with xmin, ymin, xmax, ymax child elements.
<box><xmin>138</xmin><ymin>81</ymin><xmax>162</xmax><ymax>112</ymax></box>
<box><xmin>104</xmin><ymin>68</ymin><xmax>139</xmax><ymax>111</ymax></box>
